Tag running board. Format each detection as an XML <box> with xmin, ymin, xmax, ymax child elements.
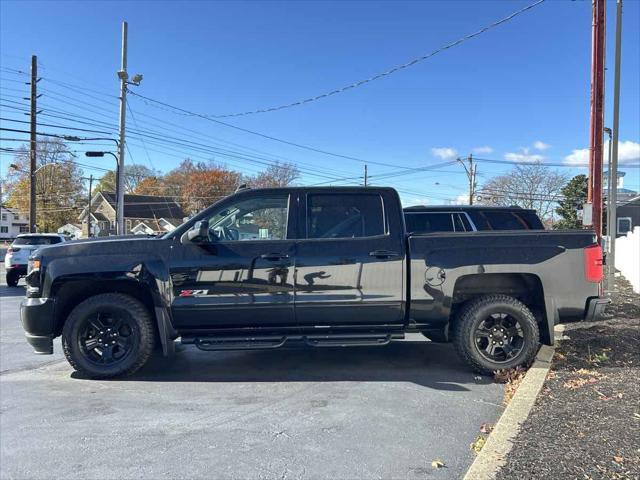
<box><xmin>181</xmin><ymin>333</ymin><xmax>402</xmax><ymax>351</ymax></box>
<box><xmin>304</xmin><ymin>333</ymin><xmax>395</xmax><ymax>347</ymax></box>
<box><xmin>183</xmin><ymin>335</ymin><xmax>287</xmax><ymax>351</ymax></box>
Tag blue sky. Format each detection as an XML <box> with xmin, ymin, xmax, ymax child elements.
<box><xmin>1</xmin><ymin>0</ymin><xmax>639</xmax><ymax>205</ymax></box>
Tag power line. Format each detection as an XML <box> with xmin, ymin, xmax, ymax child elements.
<box><xmin>159</xmin><ymin>0</ymin><xmax>546</xmax><ymax>118</ymax></box>
<box><xmin>129</xmin><ymin>90</ymin><xmax>420</xmax><ymax>171</ymax></box>
<box><xmin>473</xmin><ymin>156</ymin><xmax>640</xmax><ymax>169</ymax></box>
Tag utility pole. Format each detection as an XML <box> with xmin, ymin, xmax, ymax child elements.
<box><xmin>29</xmin><ymin>55</ymin><xmax>39</xmax><ymax>233</ymax></box>
<box><xmin>115</xmin><ymin>21</ymin><xmax>143</xmax><ymax>235</ymax></box>
<box><xmin>116</xmin><ymin>21</ymin><xmax>128</xmax><ymax>236</ymax></box>
<box><xmin>587</xmin><ymin>0</ymin><xmax>606</xmax><ymax>244</ymax></box>
<box><xmin>364</xmin><ymin>165</ymin><xmax>368</xmax><ymax>187</ymax></box>
<box><xmin>457</xmin><ymin>154</ymin><xmax>477</xmax><ymax>205</ymax></box>
<box><xmin>607</xmin><ymin>0</ymin><xmax>623</xmax><ymax>288</ymax></box>
<box><xmin>87</xmin><ymin>175</ymin><xmax>94</xmax><ymax>238</ymax></box>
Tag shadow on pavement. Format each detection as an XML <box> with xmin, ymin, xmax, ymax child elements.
<box><xmin>72</xmin><ymin>340</ymin><xmax>490</xmax><ymax>391</ymax></box>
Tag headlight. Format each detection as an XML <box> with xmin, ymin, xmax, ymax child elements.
<box><xmin>27</xmin><ymin>258</ymin><xmax>41</xmax><ymax>274</ymax></box>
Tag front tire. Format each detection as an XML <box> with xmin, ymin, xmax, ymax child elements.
<box><xmin>62</xmin><ymin>293</ymin><xmax>155</xmax><ymax>379</ymax></box>
<box><xmin>452</xmin><ymin>294</ymin><xmax>540</xmax><ymax>374</ymax></box>
<box><xmin>6</xmin><ymin>270</ymin><xmax>19</xmax><ymax>287</ymax></box>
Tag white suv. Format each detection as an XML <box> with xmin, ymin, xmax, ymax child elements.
<box><xmin>4</xmin><ymin>234</ymin><xmax>66</xmax><ymax>287</ymax></box>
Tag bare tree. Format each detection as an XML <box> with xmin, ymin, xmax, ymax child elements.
<box><xmin>247</xmin><ymin>162</ymin><xmax>300</xmax><ymax>188</ymax></box>
<box><xmin>477</xmin><ymin>162</ymin><xmax>568</xmax><ymax>220</ymax></box>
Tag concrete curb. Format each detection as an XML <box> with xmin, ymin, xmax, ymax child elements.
<box><xmin>463</xmin><ymin>344</ymin><xmax>555</xmax><ymax>480</ymax></box>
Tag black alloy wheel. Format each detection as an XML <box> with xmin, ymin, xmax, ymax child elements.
<box><xmin>473</xmin><ymin>313</ymin><xmax>525</xmax><ymax>364</ymax></box>
<box><xmin>62</xmin><ymin>293</ymin><xmax>155</xmax><ymax>379</ymax></box>
<box><xmin>78</xmin><ymin>310</ymin><xmax>139</xmax><ymax>366</ymax></box>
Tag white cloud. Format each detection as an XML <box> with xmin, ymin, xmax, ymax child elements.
<box><xmin>564</xmin><ymin>148</ymin><xmax>589</xmax><ymax>166</ymax></box>
<box><xmin>472</xmin><ymin>146</ymin><xmax>493</xmax><ymax>154</ymax></box>
<box><xmin>563</xmin><ymin>140</ymin><xmax>640</xmax><ymax>166</ymax></box>
<box><xmin>616</xmin><ymin>140</ymin><xmax>640</xmax><ymax>163</ymax></box>
<box><xmin>408</xmin><ymin>197</ymin><xmax>430</xmax><ymax>206</ymax></box>
<box><xmin>504</xmin><ymin>148</ymin><xmax>545</xmax><ymax>163</ymax></box>
<box><xmin>431</xmin><ymin>147</ymin><xmax>458</xmax><ymax>160</ymax></box>
<box><xmin>450</xmin><ymin>193</ymin><xmax>470</xmax><ymax>205</ymax></box>
<box><xmin>533</xmin><ymin>140</ymin><xmax>551</xmax><ymax>151</ymax></box>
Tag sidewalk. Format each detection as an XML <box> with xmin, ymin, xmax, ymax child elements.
<box><xmin>495</xmin><ymin>277</ymin><xmax>640</xmax><ymax>480</ymax></box>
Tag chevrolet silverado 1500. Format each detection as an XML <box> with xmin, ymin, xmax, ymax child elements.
<box><xmin>21</xmin><ymin>187</ymin><xmax>608</xmax><ymax>378</ymax></box>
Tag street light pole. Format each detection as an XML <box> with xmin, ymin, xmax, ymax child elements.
<box><xmin>116</xmin><ymin>21</ymin><xmax>129</xmax><ymax>236</ymax></box>
<box><xmin>85</xmin><ymin>151</ymin><xmax>120</xmax><ymax>234</ymax></box>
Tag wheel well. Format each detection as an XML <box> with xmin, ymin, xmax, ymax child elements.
<box><xmin>451</xmin><ymin>273</ymin><xmax>550</xmax><ymax>344</ymax></box>
<box><xmin>52</xmin><ymin>279</ymin><xmax>156</xmax><ymax>337</ymax></box>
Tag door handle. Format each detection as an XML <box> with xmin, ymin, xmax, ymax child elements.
<box><xmin>260</xmin><ymin>253</ymin><xmax>289</xmax><ymax>261</ymax></box>
<box><xmin>369</xmin><ymin>250</ymin><xmax>400</xmax><ymax>259</ymax></box>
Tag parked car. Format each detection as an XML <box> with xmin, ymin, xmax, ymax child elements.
<box><xmin>404</xmin><ymin>205</ymin><xmax>544</xmax><ymax>234</ymax></box>
<box><xmin>20</xmin><ymin>187</ymin><xmax>608</xmax><ymax>378</ymax></box>
<box><xmin>4</xmin><ymin>234</ymin><xmax>66</xmax><ymax>287</ymax></box>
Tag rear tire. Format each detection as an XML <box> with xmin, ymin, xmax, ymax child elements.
<box><xmin>62</xmin><ymin>293</ymin><xmax>155</xmax><ymax>379</ymax></box>
<box><xmin>452</xmin><ymin>294</ymin><xmax>539</xmax><ymax>374</ymax></box>
<box><xmin>6</xmin><ymin>271</ymin><xmax>19</xmax><ymax>287</ymax></box>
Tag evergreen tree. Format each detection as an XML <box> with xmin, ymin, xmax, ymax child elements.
<box><xmin>554</xmin><ymin>174</ymin><xmax>587</xmax><ymax>229</ymax></box>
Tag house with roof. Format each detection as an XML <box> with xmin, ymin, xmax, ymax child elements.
<box><xmin>0</xmin><ymin>205</ymin><xmax>29</xmax><ymax>240</ymax></box>
<box><xmin>78</xmin><ymin>192</ymin><xmax>186</xmax><ymax>237</ymax></box>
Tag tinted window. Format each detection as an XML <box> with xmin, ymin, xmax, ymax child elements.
<box><xmin>452</xmin><ymin>213</ymin><xmax>467</xmax><ymax>232</ymax></box>
<box><xmin>467</xmin><ymin>211</ymin><xmax>491</xmax><ymax>230</ymax></box>
<box><xmin>404</xmin><ymin>213</ymin><xmax>454</xmax><ymax>233</ymax></box>
<box><xmin>207</xmin><ymin>194</ymin><xmax>289</xmax><ymax>241</ymax></box>
<box><xmin>13</xmin><ymin>236</ymin><xmax>62</xmax><ymax>246</ymax></box>
<box><xmin>467</xmin><ymin>210</ymin><xmax>542</xmax><ymax>230</ymax></box>
<box><xmin>458</xmin><ymin>213</ymin><xmax>473</xmax><ymax>231</ymax></box>
<box><xmin>516</xmin><ymin>211</ymin><xmax>544</xmax><ymax>229</ymax></box>
<box><xmin>482</xmin><ymin>211</ymin><xmax>528</xmax><ymax>230</ymax></box>
<box><xmin>307</xmin><ymin>194</ymin><xmax>385</xmax><ymax>239</ymax></box>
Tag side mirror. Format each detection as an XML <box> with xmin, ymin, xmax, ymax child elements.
<box><xmin>180</xmin><ymin>220</ymin><xmax>209</xmax><ymax>245</ymax></box>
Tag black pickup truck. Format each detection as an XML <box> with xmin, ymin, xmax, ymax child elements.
<box><xmin>21</xmin><ymin>186</ymin><xmax>608</xmax><ymax>378</ymax></box>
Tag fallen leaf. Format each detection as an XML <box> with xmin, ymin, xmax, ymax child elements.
<box><xmin>480</xmin><ymin>423</ymin><xmax>493</xmax><ymax>434</ymax></box>
<box><xmin>613</xmin><ymin>456</ymin><xmax>624</xmax><ymax>464</ymax></box>
<box><xmin>470</xmin><ymin>436</ymin><xmax>486</xmax><ymax>454</ymax></box>
<box><xmin>431</xmin><ymin>459</ymin><xmax>445</xmax><ymax>469</ymax></box>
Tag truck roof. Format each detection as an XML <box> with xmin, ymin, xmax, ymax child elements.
<box><xmin>403</xmin><ymin>205</ymin><xmax>536</xmax><ymax>213</ymax></box>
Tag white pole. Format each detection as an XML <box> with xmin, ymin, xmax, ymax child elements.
<box><xmin>117</xmin><ymin>21</ymin><xmax>128</xmax><ymax>235</ymax></box>
<box><xmin>608</xmin><ymin>0</ymin><xmax>623</xmax><ymax>288</ymax></box>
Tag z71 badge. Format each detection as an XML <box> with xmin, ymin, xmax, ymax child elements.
<box><xmin>179</xmin><ymin>289</ymin><xmax>209</xmax><ymax>297</ymax></box>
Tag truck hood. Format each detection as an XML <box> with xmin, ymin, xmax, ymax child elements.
<box><xmin>32</xmin><ymin>236</ymin><xmax>168</xmax><ymax>260</ymax></box>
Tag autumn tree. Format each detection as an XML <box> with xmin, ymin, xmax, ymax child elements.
<box><xmin>554</xmin><ymin>174</ymin><xmax>588</xmax><ymax>229</ymax></box>
<box><xmin>247</xmin><ymin>162</ymin><xmax>300</xmax><ymax>188</ymax></box>
<box><xmin>477</xmin><ymin>162</ymin><xmax>568</xmax><ymax>220</ymax></box>
<box><xmin>5</xmin><ymin>137</ymin><xmax>85</xmax><ymax>232</ymax></box>
<box><xmin>163</xmin><ymin>159</ymin><xmax>241</xmax><ymax>214</ymax></box>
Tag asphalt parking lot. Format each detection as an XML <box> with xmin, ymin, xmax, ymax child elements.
<box><xmin>0</xmin><ymin>265</ymin><xmax>505</xmax><ymax>479</ymax></box>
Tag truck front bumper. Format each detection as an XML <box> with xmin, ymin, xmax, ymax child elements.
<box><xmin>585</xmin><ymin>296</ymin><xmax>610</xmax><ymax>322</ymax></box>
<box><xmin>20</xmin><ymin>297</ymin><xmax>55</xmax><ymax>354</ymax></box>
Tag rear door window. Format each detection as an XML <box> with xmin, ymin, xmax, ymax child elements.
<box><xmin>404</xmin><ymin>212</ymin><xmax>454</xmax><ymax>233</ymax></box>
<box><xmin>307</xmin><ymin>193</ymin><xmax>385</xmax><ymax>239</ymax></box>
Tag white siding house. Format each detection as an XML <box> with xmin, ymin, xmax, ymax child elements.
<box><xmin>0</xmin><ymin>205</ymin><xmax>29</xmax><ymax>240</ymax></box>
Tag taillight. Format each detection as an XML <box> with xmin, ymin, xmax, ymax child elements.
<box><xmin>584</xmin><ymin>244</ymin><xmax>603</xmax><ymax>283</ymax></box>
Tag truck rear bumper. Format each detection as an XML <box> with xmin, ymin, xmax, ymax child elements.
<box><xmin>21</xmin><ymin>297</ymin><xmax>55</xmax><ymax>354</ymax></box>
<box><xmin>585</xmin><ymin>296</ymin><xmax>610</xmax><ymax>322</ymax></box>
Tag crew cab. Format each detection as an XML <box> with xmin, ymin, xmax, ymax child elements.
<box><xmin>20</xmin><ymin>187</ymin><xmax>609</xmax><ymax>378</ymax></box>
<box><xmin>404</xmin><ymin>205</ymin><xmax>544</xmax><ymax>234</ymax></box>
